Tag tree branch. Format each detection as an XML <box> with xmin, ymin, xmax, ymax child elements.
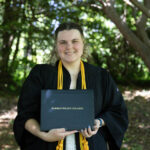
<box><xmin>10</xmin><ymin>32</ymin><xmax>21</xmax><ymax>71</ymax></box>
<box><xmin>123</xmin><ymin>0</ymin><xmax>138</xmax><ymax>22</ymax></box>
<box><xmin>130</xmin><ymin>0</ymin><xmax>150</xmax><ymax>18</ymax></box>
<box><xmin>136</xmin><ymin>14</ymin><xmax>150</xmax><ymax>48</ymax></box>
<box><xmin>123</xmin><ymin>0</ymin><xmax>134</xmax><ymax>7</ymax></box>
<box><xmin>135</xmin><ymin>0</ymin><xmax>150</xmax><ymax>48</ymax></box>
<box><xmin>98</xmin><ymin>0</ymin><xmax>150</xmax><ymax>70</ymax></box>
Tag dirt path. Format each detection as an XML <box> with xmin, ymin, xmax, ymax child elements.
<box><xmin>121</xmin><ymin>89</ymin><xmax>150</xmax><ymax>150</ymax></box>
<box><xmin>0</xmin><ymin>106</ymin><xmax>18</xmax><ymax>150</ymax></box>
<box><xmin>0</xmin><ymin>88</ymin><xmax>150</xmax><ymax>150</ymax></box>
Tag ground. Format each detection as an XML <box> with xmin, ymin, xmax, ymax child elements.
<box><xmin>0</xmin><ymin>87</ymin><xmax>150</xmax><ymax>150</ymax></box>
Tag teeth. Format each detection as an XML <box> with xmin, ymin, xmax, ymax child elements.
<box><xmin>65</xmin><ymin>52</ymin><xmax>74</xmax><ymax>55</ymax></box>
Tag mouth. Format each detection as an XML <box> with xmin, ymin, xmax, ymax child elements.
<box><xmin>64</xmin><ymin>51</ymin><xmax>75</xmax><ymax>55</ymax></box>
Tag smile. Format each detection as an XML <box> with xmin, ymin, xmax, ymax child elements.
<box><xmin>64</xmin><ymin>51</ymin><xmax>75</xmax><ymax>55</ymax></box>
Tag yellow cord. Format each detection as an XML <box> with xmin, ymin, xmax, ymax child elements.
<box><xmin>56</xmin><ymin>60</ymin><xmax>89</xmax><ymax>150</ymax></box>
<box><xmin>80</xmin><ymin>60</ymin><xmax>86</xmax><ymax>90</ymax></box>
<box><xmin>57</xmin><ymin>60</ymin><xmax>63</xmax><ymax>90</ymax></box>
<box><xmin>56</xmin><ymin>140</ymin><xmax>64</xmax><ymax>150</ymax></box>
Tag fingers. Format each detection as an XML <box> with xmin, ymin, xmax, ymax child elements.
<box><xmin>94</xmin><ymin>119</ymin><xmax>100</xmax><ymax>127</ymax></box>
<box><xmin>63</xmin><ymin>130</ymin><xmax>78</xmax><ymax>136</ymax></box>
<box><xmin>92</xmin><ymin>123</ymin><xmax>100</xmax><ymax>131</ymax></box>
<box><xmin>58</xmin><ymin>133</ymin><xmax>65</xmax><ymax>140</ymax></box>
<box><xmin>57</xmin><ymin>130</ymin><xmax>78</xmax><ymax>140</ymax></box>
<box><xmin>92</xmin><ymin>125</ymin><xmax>99</xmax><ymax>131</ymax></box>
<box><xmin>81</xmin><ymin>126</ymin><xmax>98</xmax><ymax>138</ymax></box>
<box><xmin>81</xmin><ymin>119</ymin><xmax>101</xmax><ymax>138</ymax></box>
<box><xmin>81</xmin><ymin>127</ymin><xmax>91</xmax><ymax>138</ymax></box>
<box><xmin>54</xmin><ymin>129</ymin><xmax>78</xmax><ymax>139</ymax></box>
<box><xmin>43</xmin><ymin>128</ymin><xmax>78</xmax><ymax>142</ymax></box>
<box><xmin>93</xmin><ymin>119</ymin><xmax>101</xmax><ymax>129</ymax></box>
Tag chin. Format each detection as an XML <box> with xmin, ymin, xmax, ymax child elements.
<box><xmin>63</xmin><ymin>58</ymin><xmax>80</xmax><ymax>64</ymax></box>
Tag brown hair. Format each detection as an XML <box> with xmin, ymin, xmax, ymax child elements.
<box><xmin>49</xmin><ymin>22</ymin><xmax>90</xmax><ymax>65</ymax></box>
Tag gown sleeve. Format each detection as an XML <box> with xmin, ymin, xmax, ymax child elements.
<box><xmin>13</xmin><ymin>65</ymin><xmax>43</xmax><ymax>147</ymax></box>
<box><xmin>100</xmin><ymin>71</ymin><xmax>128</xmax><ymax>149</ymax></box>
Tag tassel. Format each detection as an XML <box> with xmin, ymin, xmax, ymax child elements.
<box><xmin>56</xmin><ymin>140</ymin><xmax>64</xmax><ymax>150</ymax></box>
<box><xmin>56</xmin><ymin>60</ymin><xmax>90</xmax><ymax>150</ymax></box>
<box><xmin>79</xmin><ymin>133</ymin><xmax>89</xmax><ymax>150</ymax></box>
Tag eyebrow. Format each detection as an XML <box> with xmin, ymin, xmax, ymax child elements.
<box><xmin>58</xmin><ymin>38</ymin><xmax>80</xmax><ymax>42</ymax></box>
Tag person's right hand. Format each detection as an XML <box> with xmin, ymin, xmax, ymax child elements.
<box><xmin>41</xmin><ymin>128</ymin><xmax>78</xmax><ymax>142</ymax></box>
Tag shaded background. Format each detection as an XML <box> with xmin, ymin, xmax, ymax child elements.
<box><xmin>0</xmin><ymin>0</ymin><xmax>150</xmax><ymax>150</ymax></box>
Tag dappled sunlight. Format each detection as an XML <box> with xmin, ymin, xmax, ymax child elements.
<box><xmin>1</xmin><ymin>144</ymin><xmax>20</xmax><ymax>150</ymax></box>
<box><xmin>123</xmin><ymin>88</ymin><xmax>150</xmax><ymax>150</ymax></box>
<box><xmin>138</xmin><ymin>124</ymin><xmax>150</xmax><ymax>129</ymax></box>
<box><xmin>0</xmin><ymin>105</ymin><xmax>18</xmax><ymax>150</ymax></box>
<box><xmin>1</xmin><ymin>145</ymin><xmax>12</xmax><ymax>149</ymax></box>
<box><xmin>121</xmin><ymin>143</ymin><xmax>137</xmax><ymax>150</ymax></box>
<box><xmin>0</xmin><ymin>89</ymin><xmax>150</xmax><ymax>150</ymax></box>
<box><xmin>0</xmin><ymin>106</ymin><xmax>17</xmax><ymax>128</ymax></box>
<box><xmin>123</xmin><ymin>89</ymin><xmax>150</xmax><ymax>101</ymax></box>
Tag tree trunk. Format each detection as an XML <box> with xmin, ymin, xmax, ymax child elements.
<box><xmin>99</xmin><ymin>0</ymin><xmax>150</xmax><ymax>70</ymax></box>
<box><xmin>0</xmin><ymin>0</ymin><xmax>21</xmax><ymax>88</ymax></box>
<box><xmin>0</xmin><ymin>0</ymin><xmax>14</xmax><ymax>79</ymax></box>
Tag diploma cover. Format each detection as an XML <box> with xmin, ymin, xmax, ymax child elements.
<box><xmin>40</xmin><ymin>89</ymin><xmax>94</xmax><ymax>131</ymax></box>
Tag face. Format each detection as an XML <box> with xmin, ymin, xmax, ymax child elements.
<box><xmin>56</xmin><ymin>29</ymin><xmax>84</xmax><ymax>64</ymax></box>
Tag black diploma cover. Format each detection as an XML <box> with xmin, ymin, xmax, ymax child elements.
<box><xmin>40</xmin><ymin>89</ymin><xmax>94</xmax><ymax>131</ymax></box>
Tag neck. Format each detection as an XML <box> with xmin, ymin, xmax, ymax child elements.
<box><xmin>61</xmin><ymin>60</ymin><xmax>81</xmax><ymax>76</ymax></box>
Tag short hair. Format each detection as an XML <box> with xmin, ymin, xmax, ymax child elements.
<box><xmin>55</xmin><ymin>22</ymin><xmax>84</xmax><ymax>40</ymax></box>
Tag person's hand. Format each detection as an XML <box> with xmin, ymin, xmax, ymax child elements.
<box><xmin>41</xmin><ymin>128</ymin><xmax>78</xmax><ymax>142</ymax></box>
<box><xmin>80</xmin><ymin>119</ymin><xmax>100</xmax><ymax>138</ymax></box>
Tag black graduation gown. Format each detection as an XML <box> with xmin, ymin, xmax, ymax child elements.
<box><xmin>13</xmin><ymin>62</ymin><xmax>128</xmax><ymax>150</ymax></box>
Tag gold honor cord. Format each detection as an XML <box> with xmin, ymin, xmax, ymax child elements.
<box><xmin>57</xmin><ymin>60</ymin><xmax>63</xmax><ymax>90</ymax></box>
<box><xmin>56</xmin><ymin>60</ymin><xmax>89</xmax><ymax>150</ymax></box>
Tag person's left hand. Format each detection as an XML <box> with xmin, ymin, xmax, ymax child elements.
<box><xmin>80</xmin><ymin>119</ymin><xmax>100</xmax><ymax>138</ymax></box>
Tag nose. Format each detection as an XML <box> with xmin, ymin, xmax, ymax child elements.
<box><xmin>66</xmin><ymin>42</ymin><xmax>72</xmax><ymax>50</ymax></box>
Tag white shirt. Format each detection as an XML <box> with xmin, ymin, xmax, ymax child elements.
<box><xmin>65</xmin><ymin>134</ymin><xmax>76</xmax><ymax>150</ymax></box>
<box><xmin>65</xmin><ymin>73</ymin><xmax>77</xmax><ymax>150</ymax></box>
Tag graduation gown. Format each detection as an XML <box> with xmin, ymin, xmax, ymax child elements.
<box><xmin>13</xmin><ymin>62</ymin><xmax>128</xmax><ymax>150</ymax></box>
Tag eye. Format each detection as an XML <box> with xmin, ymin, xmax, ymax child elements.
<box><xmin>59</xmin><ymin>41</ymin><xmax>66</xmax><ymax>44</ymax></box>
<box><xmin>72</xmin><ymin>40</ymin><xmax>78</xmax><ymax>43</ymax></box>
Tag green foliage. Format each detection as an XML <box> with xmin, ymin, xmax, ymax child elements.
<box><xmin>0</xmin><ymin>0</ymin><xmax>150</xmax><ymax>90</ymax></box>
